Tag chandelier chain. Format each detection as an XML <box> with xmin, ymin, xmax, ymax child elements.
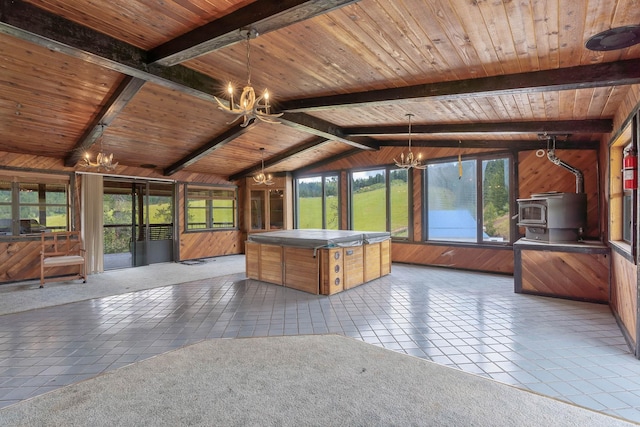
<box><xmin>394</xmin><ymin>113</ymin><xmax>426</xmax><ymax>170</ymax></box>
<box><xmin>245</xmin><ymin>31</ymin><xmax>251</xmax><ymax>86</ymax></box>
<box><xmin>407</xmin><ymin>113</ymin><xmax>413</xmax><ymax>151</ymax></box>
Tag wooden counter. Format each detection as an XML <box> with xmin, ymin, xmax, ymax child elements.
<box><xmin>513</xmin><ymin>239</ymin><xmax>610</xmax><ymax>303</ymax></box>
<box><xmin>245</xmin><ymin>230</ymin><xmax>391</xmax><ymax>295</ymax></box>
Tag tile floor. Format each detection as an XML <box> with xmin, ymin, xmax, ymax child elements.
<box><xmin>1</xmin><ymin>264</ymin><xmax>640</xmax><ymax>423</ymax></box>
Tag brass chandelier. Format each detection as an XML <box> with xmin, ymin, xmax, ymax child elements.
<box><xmin>394</xmin><ymin>113</ymin><xmax>426</xmax><ymax>170</ymax></box>
<box><xmin>81</xmin><ymin>124</ymin><xmax>118</xmax><ymax>171</ymax></box>
<box><xmin>254</xmin><ymin>148</ymin><xmax>274</xmax><ymax>186</ymax></box>
<box><xmin>214</xmin><ymin>29</ymin><xmax>282</xmax><ymax>127</ymax></box>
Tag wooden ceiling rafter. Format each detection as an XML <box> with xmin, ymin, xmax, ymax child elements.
<box><xmin>279</xmin><ymin>113</ymin><xmax>379</xmax><ymax>150</ymax></box>
<box><xmin>277</xmin><ymin>59</ymin><xmax>640</xmax><ymax>112</ymax></box>
<box><xmin>164</xmin><ymin>122</ymin><xmax>256</xmax><ymax>176</ymax></box>
<box><xmin>148</xmin><ymin>0</ymin><xmax>361</xmax><ymax>66</ymax></box>
<box><xmin>229</xmin><ymin>136</ymin><xmax>331</xmax><ymax>181</ymax></box>
<box><xmin>0</xmin><ymin>0</ymin><xmax>220</xmax><ymax>103</ymax></box>
<box><xmin>379</xmin><ymin>139</ymin><xmax>600</xmax><ymax>150</ymax></box>
<box><xmin>342</xmin><ymin>119</ymin><xmax>613</xmax><ymax>136</ymax></box>
<box><xmin>294</xmin><ymin>148</ymin><xmax>363</xmax><ymax>175</ymax></box>
<box><xmin>64</xmin><ymin>76</ymin><xmax>147</xmax><ymax>167</ymax></box>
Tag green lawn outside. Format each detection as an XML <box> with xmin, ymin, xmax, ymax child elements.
<box><xmin>299</xmin><ymin>184</ymin><xmax>408</xmax><ymax>235</ymax></box>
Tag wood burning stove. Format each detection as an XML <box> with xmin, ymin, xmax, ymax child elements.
<box><xmin>517</xmin><ymin>135</ymin><xmax>589</xmax><ymax>243</ymax></box>
<box><xmin>517</xmin><ymin>192</ymin><xmax>586</xmax><ymax>243</ymax></box>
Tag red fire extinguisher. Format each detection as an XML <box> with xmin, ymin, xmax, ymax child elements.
<box><xmin>623</xmin><ymin>144</ymin><xmax>637</xmax><ymax>190</ymax></box>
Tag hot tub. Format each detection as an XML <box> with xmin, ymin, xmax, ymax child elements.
<box><xmin>245</xmin><ymin>229</ymin><xmax>391</xmax><ymax>295</ymax></box>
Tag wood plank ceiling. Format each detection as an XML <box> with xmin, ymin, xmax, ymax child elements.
<box><xmin>1</xmin><ymin>0</ymin><xmax>639</xmax><ymax>179</ymax></box>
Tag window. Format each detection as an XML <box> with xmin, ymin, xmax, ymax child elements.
<box><xmin>390</xmin><ymin>169</ymin><xmax>409</xmax><ymax>238</ymax></box>
<box><xmin>324</xmin><ymin>175</ymin><xmax>339</xmax><ymax>230</ymax></box>
<box><xmin>352</xmin><ymin>169</ymin><xmax>386</xmax><ymax>231</ymax></box>
<box><xmin>609</xmin><ymin>118</ymin><xmax>636</xmax><ymax>254</ymax></box>
<box><xmin>295</xmin><ymin>174</ymin><xmax>339</xmax><ymax>230</ymax></box>
<box><xmin>482</xmin><ymin>158</ymin><xmax>510</xmax><ymax>242</ymax></box>
<box><xmin>0</xmin><ymin>175</ymin><xmax>70</xmax><ymax>236</ymax></box>
<box><xmin>426</xmin><ymin>155</ymin><xmax>511</xmax><ymax>244</ymax></box>
<box><xmin>349</xmin><ymin>167</ymin><xmax>410</xmax><ymax>238</ymax></box>
<box><xmin>185</xmin><ymin>185</ymin><xmax>237</xmax><ymax>231</ymax></box>
<box><xmin>297</xmin><ymin>176</ymin><xmax>322</xmax><ymax>228</ymax></box>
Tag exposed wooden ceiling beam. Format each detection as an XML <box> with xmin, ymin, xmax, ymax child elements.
<box><xmin>64</xmin><ymin>76</ymin><xmax>146</xmax><ymax>167</ymax></box>
<box><xmin>343</xmin><ymin>120</ymin><xmax>613</xmax><ymax>136</ymax></box>
<box><xmin>380</xmin><ymin>139</ymin><xmax>600</xmax><ymax>150</ymax></box>
<box><xmin>279</xmin><ymin>113</ymin><xmax>379</xmax><ymax>150</ymax></box>
<box><xmin>278</xmin><ymin>59</ymin><xmax>640</xmax><ymax>112</ymax></box>
<box><xmin>149</xmin><ymin>0</ymin><xmax>360</xmax><ymax>66</ymax></box>
<box><xmin>0</xmin><ymin>0</ymin><xmax>220</xmax><ymax>103</ymax></box>
<box><xmin>164</xmin><ymin>123</ymin><xmax>255</xmax><ymax>176</ymax></box>
<box><xmin>294</xmin><ymin>148</ymin><xmax>363</xmax><ymax>175</ymax></box>
<box><xmin>229</xmin><ymin>136</ymin><xmax>330</xmax><ymax>181</ymax></box>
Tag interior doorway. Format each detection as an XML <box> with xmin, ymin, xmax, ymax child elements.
<box><xmin>103</xmin><ymin>179</ymin><xmax>175</xmax><ymax>270</ymax></box>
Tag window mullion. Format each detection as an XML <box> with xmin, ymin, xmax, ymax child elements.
<box><xmin>12</xmin><ymin>182</ymin><xmax>19</xmax><ymax>235</ymax></box>
<box><xmin>477</xmin><ymin>159</ymin><xmax>483</xmax><ymax>243</ymax></box>
<box><xmin>207</xmin><ymin>196</ymin><xmax>213</xmax><ymax>229</ymax></box>
<box><xmin>320</xmin><ymin>175</ymin><xmax>327</xmax><ymax>229</ymax></box>
<box><xmin>634</xmin><ymin>112</ymin><xmax>639</xmax><ymax>263</ymax></box>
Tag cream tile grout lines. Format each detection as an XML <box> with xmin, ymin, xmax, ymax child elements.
<box><xmin>0</xmin><ymin>265</ymin><xmax>639</xmax><ymax>422</ymax></box>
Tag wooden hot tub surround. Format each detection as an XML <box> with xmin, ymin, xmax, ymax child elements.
<box><xmin>245</xmin><ymin>229</ymin><xmax>391</xmax><ymax>295</ymax></box>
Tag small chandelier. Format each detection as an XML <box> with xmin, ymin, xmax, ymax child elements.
<box><xmin>214</xmin><ymin>28</ymin><xmax>283</xmax><ymax>127</ymax></box>
<box><xmin>81</xmin><ymin>124</ymin><xmax>118</xmax><ymax>171</ymax></box>
<box><xmin>254</xmin><ymin>147</ymin><xmax>274</xmax><ymax>186</ymax></box>
<box><xmin>394</xmin><ymin>113</ymin><xmax>426</xmax><ymax>170</ymax></box>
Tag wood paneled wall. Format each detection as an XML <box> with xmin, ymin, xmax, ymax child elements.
<box><xmin>600</xmin><ymin>84</ymin><xmax>640</xmax><ymax>356</ymax></box>
<box><xmin>603</xmin><ymin>84</ymin><xmax>640</xmax><ymax>355</ymax></box>
<box><xmin>518</xmin><ymin>248</ymin><xmax>610</xmax><ymax>303</ymax></box>
<box><xmin>392</xmin><ymin>242</ymin><xmax>514</xmax><ymax>274</ymax></box>
<box><xmin>0</xmin><ymin>239</ymin><xmax>84</xmax><ymax>283</ymax></box>
<box><xmin>612</xmin><ymin>85</ymin><xmax>640</xmax><ymax>132</ymax></box>
<box><xmin>611</xmin><ymin>250</ymin><xmax>638</xmax><ymax>351</ymax></box>
<box><xmin>0</xmin><ymin>240</ymin><xmax>42</xmax><ymax>283</ymax></box>
<box><xmin>179</xmin><ymin>230</ymin><xmax>243</xmax><ymax>260</ymax></box>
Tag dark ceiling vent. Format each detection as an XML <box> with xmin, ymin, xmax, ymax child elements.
<box><xmin>585</xmin><ymin>25</ymin><xmax>640</xmax><ymax>51</ymax></box>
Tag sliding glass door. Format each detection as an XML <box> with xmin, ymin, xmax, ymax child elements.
<box><xmin>103</xmin><ymin>179</ymin><xmax>174</xmax><ymax>270</ymax></box>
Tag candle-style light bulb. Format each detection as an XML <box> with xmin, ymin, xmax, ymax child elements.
<box><xmin>227</xmin><ymin>83</ymin><xmax>234</xmax><ymax>109</ymax></box>
<box><xmin>264</xmin><ymin>90</ymin><xmax>270</xmax><ymax>113</ymax></box>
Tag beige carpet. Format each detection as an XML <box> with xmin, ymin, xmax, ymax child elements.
<box><xmin>0</xmin><ymin>335</ymin><xmax>634</xmax><ymax>427</ymax></box>
<box><xmin>0</xmin><ymin>255</ymin><xmax>246</xmax><ymax>316</ymax></box>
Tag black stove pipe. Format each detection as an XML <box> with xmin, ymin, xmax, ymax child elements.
<box><xmin>547</xmin><ymin>148</ymin><xmax>584</xmax><ymax>194</ymax></box>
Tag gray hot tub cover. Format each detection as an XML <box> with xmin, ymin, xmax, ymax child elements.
<box><xmin>247</xmin><ymin>229</ymin><xmax>390</xmax><ymax>249</ymax></box>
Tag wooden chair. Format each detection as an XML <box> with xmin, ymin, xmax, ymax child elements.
<box><xmin>40</xmin><ymin>231</ymin><xmax>87</xmax><ymax>288</ymax></box>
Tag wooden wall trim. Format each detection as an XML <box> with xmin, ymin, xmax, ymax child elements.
<box><xmin>392</xmin><ymin>241</ymin><xmax>514</xmax><ymax>275</ymax></box>
<box><xmin>611</xmin><ymin>250</ymin><xmax>638</xmax><ymax>356</ymax></box>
